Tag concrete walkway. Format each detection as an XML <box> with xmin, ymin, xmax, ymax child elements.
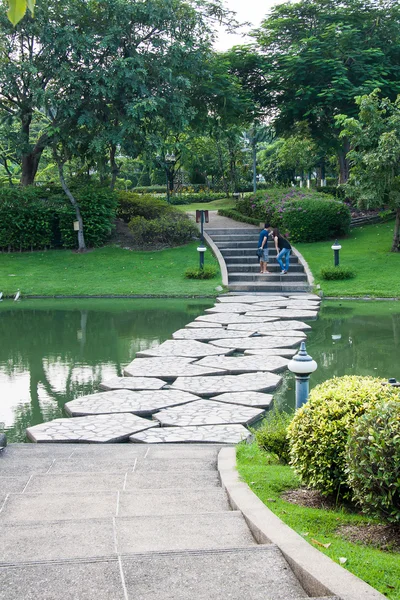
<box><xmin>0</xmin><ymin>443</ymin><xmax>331</xmax><ymax>600</ymax></box>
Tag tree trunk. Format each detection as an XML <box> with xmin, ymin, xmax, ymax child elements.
<box><xmin>21</xmin><ymin>151</ymin><xmax>43</xmax><ymax>185</ymax></box>
<box><xmin>57</xmin><ymin>161</ymin><xmax>87</xmax><ymax>252</ymax></box>
<box><xmin>338</xmin><ymin>138</ymin><xmax>351</xmax><ymax>184</ymax></box>
<box><xmin>391</xmin><ymin>207</ymin><xmax>400</xmax><ymax>252</ymax></box>
<box><xmin>109</xmin><ymin>144</ymin><xmax>119</xmax><ymax>191</ymax></box>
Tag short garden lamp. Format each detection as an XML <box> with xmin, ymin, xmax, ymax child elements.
<box><xmin>197</xmin><ymin>245</ymin><xmax>207</xmax><ymax>269</ymax></box>
<box><xmin>288</xmin><ymin>341</ymin><xmax>318</xmax><ymax>409</ymax></box>
<box><xmin>331</xmin><ymin>239</ymin><xmax>342</xmax><ymax>267</ymax></box>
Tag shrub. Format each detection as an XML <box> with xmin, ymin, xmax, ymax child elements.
<box><xmin>316</xmin><ymin>186</ymin><xmax>345</xmax><ymax>199</ymax></box>
<box><xmin>169</xmin><ymin>192</ymin><xmax>226</xmax><ymax>205</ymax></box>
<box><xmin>116</xmin><ymin>192</ymin><xmax>173</xmax><ymax>222</ymax></box>
<box><xmin>234</xmin><ymin>188</ymin><xmax>351</xmax><ymax>242</ymax></box>
<box><xmin>218</xmin><ymin>208</ymin><xmax>260</xmax><ymax>226</ymax></box>
<box><xmin>320</xmin><ymin>266</ymin><xmax>356</xmax><ymax>280</ymax></box>
<box><xmin>132</xmin><ymin>185</ymin><xmax>166</xmax><ymax>194</ymax></box>
<box><xmin>287</xmin><ymin>376</ymin><xmax>400</xmax><ymax>498</ymax></box>
<box><xmin>346</xmin><ymin>399</ymin><xmax>400</xmax><ymax>523</ymax></box>
<box><xmin>254</xmin><ymin>409</ymin><xmax>292</xmax><ymax>464</ymax></box>
<box><xmin>128</xmin><ymin>213</ymin><xmax>198</xmax><ymax>248</ymax></box>
<box><xmin>0</xmin><ymin>184</ymin><xmax>116</xmax><ymax>250</ymax></box>
<box><xmin>184</xmin><ymin>265</ymin><xmax>217</xmax><ymax>279</ymax></box>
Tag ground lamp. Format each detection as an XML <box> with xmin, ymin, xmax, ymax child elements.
<box><xmin>331</xmin><ymin>239</ymin><xmax>342</xmax><ymax>267</ymax></box>
<box><xmin>288</xmin><ymin>341</ymin><xmax>318</xmax><ymax>409</ymax></box>
<box><xmin>196</xmin><ymin>209</ymin><xmax>209</xmax><ymax>269</ymax></box>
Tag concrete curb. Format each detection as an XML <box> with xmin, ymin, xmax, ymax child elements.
<box><xmin>203</xmin><ymin>231</ymin><xmax>229</xmax><ymax>287</ymax></box>
<box><xmin>291</xmin><ymin>244</ymin><xmax>314</xmax><ymax>289</ymax></box>
<box><xmin>218</xmin><ymin>447</ymin><xmax>386</xmax><ymax>600</ymax></box>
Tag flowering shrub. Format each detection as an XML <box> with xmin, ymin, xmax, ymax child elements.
<box><xmin>235</xmin><ymin>188</ymin><xmax>350</xmax><ymax>242</ymax></box>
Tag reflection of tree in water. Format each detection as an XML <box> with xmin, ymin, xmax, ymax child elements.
<box><xmin>0</xmin><ymin>301</ymin><xmax>211</xmax><ymax>441</ymax></box>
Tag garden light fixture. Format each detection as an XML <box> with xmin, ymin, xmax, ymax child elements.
<box><xmin>288</xmin><ymin>341</ymin><xmax>318</xmax><ymax>409</ymax></box>
<box><xmin>331</xmin><ymin>239</ymin><xmax>342</xmax><ymax>267</ymax></box>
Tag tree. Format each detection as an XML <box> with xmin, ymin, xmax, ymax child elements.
<box><xmin>254</xmin><ymin>0</ymin><xmax>400</xmax><ymax>183</ymax></box>
<box><xmin>0</xmin><ymin>0</ymin><xmax>233</xmax><ymax>185</ymax></box>
<box><xmin>6</xmin><ymin>0</ymin><xmax>35</xmax><ymax>25</ymax></box>
<box><xmin>337</xmin><ymin>90</ymin><xmax>400</xmax><ymax>252</ymax></box>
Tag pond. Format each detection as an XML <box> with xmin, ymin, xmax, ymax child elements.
<box><xmin>0</xmin><ymin>298</ymin><xmax>213</xmax><ymax>442</ymax></box>
<box><xmin>1</xmin><ymin>298</ymin><xmax>399</xmax><ymax>442</ymax></box>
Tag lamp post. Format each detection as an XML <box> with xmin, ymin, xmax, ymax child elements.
<box><xmin>157</xmin><ymin>153</ymin><xmax>176</xmax><ymax>204</ymax></box>
<box><xmin>196</xmin><ymin>210</ymin><xmax>209</xmax><ymax>269</ymax></box>
<box><xmin>287</xmin><ymin>341</ymin><xmax>318</xmax><ymax>409</ymax></box>
<box><xmin>331</xmin><ymin>239</ymin><xmax>342</xmax><ymax>267</ymax></box>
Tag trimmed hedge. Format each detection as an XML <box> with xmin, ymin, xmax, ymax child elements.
<box><xmin>169</xmin><ymin>192</ymin><xmax>226</xmax><ymax>205</ymax></box>
<box><xmin>185</xmin><ymin>265</ymin><xmax>217</xmax><ymax>279</ymax></box>
<box><xmin>116</xmin><ymin>192</ymin><xmax>173</xmax><ymax>222</ymax></box>
<box><xmin>288</xmin><ymin>376</ymin><xmax>399</xmax><ymax>498</ymax></box>
<box><xmin>0</xmin><ymin>185</ymin><xmax>116</xmax><ymax>251</ymax></box>
<box><xmin>320</xmin><ymin>266</ymin><xmax>356</xmax><ymax>280</ymax></box>
<box><xmin>128</xmin><ymin>213</ymin><xmax>198</xmax><ymax>248</ymax></box>
<box><xmin>218</xmin><ymin>208</ymin><xmax>260</xmax><ymax>226</ymax></box>
<box><xmin>235</xmin><ymin>188</ymin><xmax>351</xmax><ymax>242</ymax></box>
<box><xmin>254</xmin><ymin>409</ymin><xmax>292</xmax><ymax>464</ymax></box>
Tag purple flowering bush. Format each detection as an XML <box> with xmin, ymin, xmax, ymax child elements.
<box><xmin>235</xmin><ymin>188</ymin><xmax>351</xmax><ymax>242</ymax></box>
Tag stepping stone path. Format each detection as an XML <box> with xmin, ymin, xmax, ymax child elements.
<box><xmin>154</xmin><ymin>399</ymin><xmax>265</xmax><ymax>427</ymax></box>
<box><xmin>25</xmin><ymin>292</ymin><xmax>320</xmax><ymax>445</ymax></box>
<box><xmin>123</xmin><ymin>357</ymin><xmax>228</xmax><ymax>380</ymax></box>
<box><xmin>26</xmin><ymin>414</ymin><xmax>159</xmax><ymax>443</ymax></box>
<box><xmin>64</xmin><ymin>390</ymin><xmax>200</xmax><ymax>417</ymax></box>
<box><xmin>171</xmin><ymin>372</ymin><xmax>282</xmax><ymax>396</ymax></box>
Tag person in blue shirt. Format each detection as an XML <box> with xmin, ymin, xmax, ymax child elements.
<box><xmin>258</xmin><ymin>223</ymin><xmax>271</xmax><ymax>274</ymax></box>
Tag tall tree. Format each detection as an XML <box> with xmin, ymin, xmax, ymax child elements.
<box><xmin>337</xmin><ymin>90</ymin><xmax>400</xmax><ymax>252</ymax></box>
<box><xmin>254</xmin><ymin>0</ymin><xmax>400</xmax><ymax>183</ymax></box>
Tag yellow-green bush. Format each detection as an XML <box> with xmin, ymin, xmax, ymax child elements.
<box><xmin>254</xmin><ymin>408</ymin><xmax>292</xmax><ymax>464</ymax></box>
<box><xmin>346</xmin><ymin>399</ymin><xmax>400</xmax><ymax>523</ymax></box>
<box><xmin>287</xmin><ymin>376</ymin><xmax>399</xmax><ymax>498</ymax></box>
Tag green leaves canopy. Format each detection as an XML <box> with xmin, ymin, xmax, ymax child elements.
<box><xmin>7</xmin><ymin>0</ymin><xmax>35</xmax><ymax>24</ymax></box>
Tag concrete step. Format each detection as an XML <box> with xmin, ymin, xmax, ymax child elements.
<box><xmin>225</xmin><ymin>255</ymin><xmax>299</xmax><ymax>264</ymax></box>
<box><xmin>228</xmin><ymin>282</ymin><xmax>310</xmax><ymax>292</ymax></box>
<box><xmin>227</xmin><ymin>264</ymin><xmax>305</xmax><ymax>273</ymax></box>
<box><xmin>228</xmin><ymin>273</ymin><xmax>308</xmax><ymax>283</ymax></box>
<box><xmin>205</xmin><ymin>228</ymin><xmax>258</xmax><ymax>235</ymax></box>
<box><xmin>210</xmin><ymin>234</ymin><xmax>264</xmax><ymax>242</ymax></box>
<box><xmin>0</xmin><ymin>489</ymin><xmax>230</xmax><ymax>522</ymax></box>
<box><xmin>221</xmin><ymin>248</ymin><xmax>299</xmax><ymax>259</ymax></box>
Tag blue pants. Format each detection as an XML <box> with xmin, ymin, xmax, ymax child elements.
<box><xmin>277</xmin><ymin>248</ymin><xmax>290</xmax><ymax>272</ymax></box>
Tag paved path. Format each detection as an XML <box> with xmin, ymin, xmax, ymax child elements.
<box><xmin>0</xmin><ymin>443</ymin><xmax>332</xmax><ymax>600</ymax></box>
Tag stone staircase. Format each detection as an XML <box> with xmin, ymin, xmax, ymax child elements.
<box><xmin>206</xmin><ymin>227</ymin><xmax>310</xmax><ymax>293</ymax></box>
<box><xmin>0</xmin><ymin>444</ymin><xmax>337</xmax><ymax>600</ymax></box>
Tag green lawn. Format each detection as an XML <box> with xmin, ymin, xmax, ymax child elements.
<box><xmin>174</xmin><ymin>197</ymin><xmax>235</xmax><ymax>212</ymax></box>
<box><xmin>0</xmin><ymin>242</ymin><xmax>223</xmax><ymax>297</ymax></box>
<box><xmin>295</xmin><ymin>220</ymin><xmax>400</xmax><ymax>297</ymax></box>
<box><xmin>237</xmin><ymin>443</ymin><xmax>400</xmax><ymax>600</ymax></box>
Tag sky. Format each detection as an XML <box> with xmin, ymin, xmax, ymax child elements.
<box><xmin>214</xmin><ymin>0</ymin><xmax>284</xmax><ymax>51</ymax></box>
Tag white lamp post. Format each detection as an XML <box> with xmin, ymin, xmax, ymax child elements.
<box><xmin>288</xmin><ymin>341</ymin><xmax>318</xmax><ymax>409</ymax></box>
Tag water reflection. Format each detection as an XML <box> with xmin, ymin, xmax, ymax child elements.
<box><xmin>0</xmin><ymin>299</ymin><xmax>213</xmax><ymax>441</ymax></box>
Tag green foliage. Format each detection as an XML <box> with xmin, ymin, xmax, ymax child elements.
<box><xmin>346</xmin><ymin>399</ymin><xmax>400</xmax><ymax>523</ymax></box>
<box><xmin>128</xmin><ymin>214</ymin><xmax>198</xmax><ymax>248</ymax></box>
<box><xmin>7</xmin><ymin>0</ymin><xmax>35</xmax><ymax>25</ymax></box>
<box><xmin>235</xmin><ymin>188</ymin><xmax>351</xmax><ymax>242</ymax></box>
<box><xmin>0</xmin><ymin>185</ymin><xmax>116</xmax><ymax>250</ymax></box>
<box><xmin>132</xmin><ymin>186</ymin><xmax>167</xmax><ymax>194</ymax></box>
<box><xmin>116</xmin><ymin>192</ymin><xmax>173</xmax><ymax>223</ymax></box>
<box><xmin>254</xmin><ymin>409</ymin><xmax>292</xmax><ymax>464</ymax></box>
<box><xmin>316</xmin><ymin>186</ymin><xmax>345</xmax><ymax>199</ymax></box>
<box><xmin>218</xmin><ymin>208</ymin><xmax>259</xmax><ymax>225</ymax></box>
<box><xmin>169</xmin><ymin>192</ymin><xmax>226</xmax><ymax>205</ymax></box>
<box><xmin>288</xmin><ymin>376</ymin><xmax>400</xmax><ymax>497</ymax></box>
<box><xmin>320</xmin><ymin>266</ymin><xmax>355</xmax><ymax>280</ymax></box>
<box><xmin>184</xmin><ymin>265</ymin><xmax>217</xmax><ymax>279</ymax></box>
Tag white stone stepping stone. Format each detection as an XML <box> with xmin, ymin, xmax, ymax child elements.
<box><xmin>226</xmin><ymin>320</ymin><xmax>311</xmax><ymax>332</ymax></box>
<box><xmin>123</xmin><ymin>357</ymin><xmax>227</xmax><ymax>380</ymax></box>
<box><xmin>244</xmin><ymin>348</ymin><xmax>297</xmax><ymax>357</ymax></box>
<box><xmin>153</xmin><ymin>399</ymin><xmax>265</xmax><ymax>427</ymax></box>
<box><xmin>64</xmin><ymin>390</ymin><xmax>199</xmax><ymax>417</ymax></box>
<box><xmin>216</xmin><ymin>295</ymin><xmax>287</xmax><ymax>303</ymax></box>
<box><xmin>171</xmin><ymin>372</ymin><xmax>282</xmax><ymax>397</ymax></box>
<box><xmin>172</xmin><ymin>328</ymin><xmax>253</xmax><ymax>341</ymax></box>
<box><xmin>209</xmin><ymin>336</ymin><xmax>304</xmax><ymax>350</ymax></box>
<box><xmin>129</xmin><ymin>424</ymin><xmax>253</xmax><ymax>444</ymax></box>
<box><xmin>257</xmin><ymin>329</ymin><xmax>307</xmax><ymax>338</ymax></box>
<box><xmin>96</xmin><ymin>377</ymin><xmax>165</xmax><ymax>391</ymax></box>
<box><xmin>136</xmin><ymin>340</ymin><xmax>232</xmax><ymax>358</ymax></box>
<box><xmin>281</xmin><ymin>302</ymin><xmax>321</xmax><ymax>310</ymax></box>
<box><xmin>210</xmin><ymin>392</ymin><xmax>274</xmax><ymax>409</ymax></box>
<box><xmin>205</xmin><ymin>303</ymin><xmax>263</xmax><ymax>314</ymax></box>
<box><xmin>251</xmin><ymin>309</ymin><xmax>318</xmax><ymax>320</ymax></box>
<box><xmin>185</xmin><ymin>321</ymin><xmax>223</xmax><ymax>329</ymax></box>
<box><xmin>289</xmin><ymin>294</ymin><xmax>321</xmax><ymax>300</ymax></box>
<box><xmin>194</xmin><ymin>355</ymin><xmax>289</xmax><ymax>374</ymax></box>
<box><xmin>196</xmin><ymin>313</ymin><xmax>279</xmax><ymax>325</ymax></box>
<box><xmin>26</xmin><ymin>414</ymin><xmax>159</xmax><ymax>443</ymax></box>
